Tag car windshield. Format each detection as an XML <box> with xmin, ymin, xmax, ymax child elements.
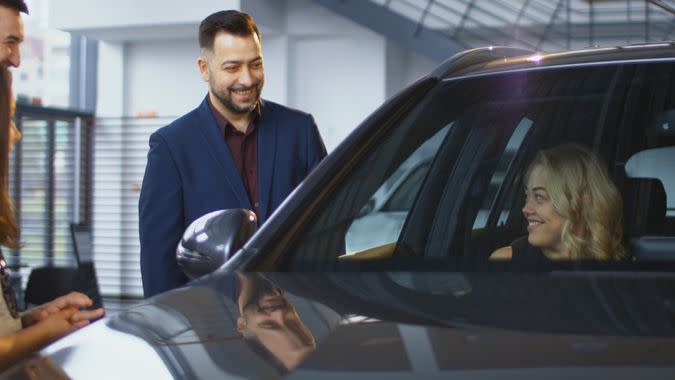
<box><xmin>276</xmin><ymin>61</ymin><xmax>675</xmax><ymax>271</ymax></box>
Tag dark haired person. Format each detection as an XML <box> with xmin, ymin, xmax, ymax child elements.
<box><xmin>0</xmin><ymin>68</ymin><xmax>104</xmax><ymax>372</ymax></box>
<box><xmin>235</xmin><ymin>273</ymin><xmax>316</xmax><ymax>373</ymax></box>
<box><xmin>0</xmin><ymin>0</ymin><xmax>27</xmax><ymax>68</ymax></box>
<box><xmin>139</xmin><ymin>10</ymin><xmax>326</xmax><ymax>297</ymax></box>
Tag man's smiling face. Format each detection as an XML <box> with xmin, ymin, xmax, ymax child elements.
<box><xmin>200</xmin><ymin>31</ymin><xmax>264</xmax><ymax>118</ymax></box>
<box><xmin>0</xmin><ymin>5</ymin><xmax>24</xmax><ymax>68</ymax></box>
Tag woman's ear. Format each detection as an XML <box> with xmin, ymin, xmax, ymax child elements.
<box><xmin>236</xmin><ymin>316</ymin><xmax>246</xmax><ymax>333</ymax></box>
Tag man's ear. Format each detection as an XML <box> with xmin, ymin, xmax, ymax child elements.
<box><xmin>236</xmin><ymin>316</ymin><xmax>246</xmax><ymax>333</ymax></box>
<box><xmin>197</xmin><ymin>56</ymin><xmax>210</xmax><ymax>82</ymax></box>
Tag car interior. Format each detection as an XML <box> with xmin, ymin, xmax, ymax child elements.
<box><xmin>277</xmin><ymin>61</ymin><xmax>675</xmax><ymax>272</ymax></box>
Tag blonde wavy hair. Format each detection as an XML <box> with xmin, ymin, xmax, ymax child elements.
<box><xmin>525</xmin><ymin>144</ymin><xmax>626</xmax><ymax>260</ymax></box>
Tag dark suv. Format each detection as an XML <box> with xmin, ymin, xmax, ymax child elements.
<box><xmin>224</xmin><ymin>43</ymin><xmax>675</xmax><ymax>272</ymax></box>
<box><xmin>5</xmin><ymin>44</ymin><xmax>675</xmax><ymax>379</ymax></box>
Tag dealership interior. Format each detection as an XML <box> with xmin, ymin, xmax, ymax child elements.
<box><xmin>7</xmin><ymin>0</ymin><xmax>675</xmax><ymax>311</ymax></box>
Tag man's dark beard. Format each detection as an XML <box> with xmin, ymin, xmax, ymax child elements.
<box><xmin>241</xmin><ymin>273</ymin><xmax>284</xmax><ymax>311</ymax></box>
<box><xmin>213</xmin><ymin>84</ymin><xmax>261</xmax><ymax>114</ymax></box>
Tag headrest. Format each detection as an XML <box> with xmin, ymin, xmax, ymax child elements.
<box><xmin>623</xmin><ymin>178</ymin><xmax>666</xmax><ymax>235</ymax></box>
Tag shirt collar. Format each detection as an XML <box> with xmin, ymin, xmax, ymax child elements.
<box><xmin>207</xmin><ymin>95</ymin><xmax>261</xmax><ymax>136</ymax></box>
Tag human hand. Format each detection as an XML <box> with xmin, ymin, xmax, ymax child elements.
<box><xmin>41</xmin><ymin>307</ymin><xmax>81</xmax><ymax>341</ymax></box>
<box><xmin>67</xmin><ymin>306</ymin><xmax>105</xmax><ymax>328</ymax></box>
<box><xmin>38</xmin><ymin>305</ymin><xmax>105</xmax><ymax>342</ymax></box>
<box><xmin>22</xmin><ymin>292</ymin><xmax>104</xmax><ymax>327</ymax></box>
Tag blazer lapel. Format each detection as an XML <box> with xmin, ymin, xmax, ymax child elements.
<box><xmin>257</xmin><ymin>99</ymin><xmax>277</xmax><ymax>222</ymax></box>
<box><xmin>194</xmin><ymin>96</ymin><xmax>251</xmax><ymax>209</ymax></box>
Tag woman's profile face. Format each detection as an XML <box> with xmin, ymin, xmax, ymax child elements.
<box><xmin>523</xmin><ymin>165</ymin><xmax>566</xmax><ymax>257</ymax></box>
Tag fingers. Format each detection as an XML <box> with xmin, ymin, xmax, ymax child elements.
<box><xmin>34</xmin><ymin>306</ymin><xmax>99</xmax><ymax>343</ymax></box>
<box><xmin>69</xmin><ymin>308</ymin><xmax>105</xmax><ymax>324</ymax></box>
<box><xmin>53</xmin><ymin>292</ymin><xmax>94</xmax><ymax>309</ymax></box>
<box><xmin>44</xmin><ymin>308</ymin><xmax>80</xmax><ymax>340</ymax></box>
<box><xmin>32</xmin><ymin>293</ymin><xmax>102</xmax><ymax>334</ymax></box>
<box><xmin>38</xmin><ymin>292</ymin><xmax>94</xmax><ymax>317</ymax></box>
<box><xmin>44</xmin><ymin>304</ymin><xmax>60</xmax><ymax>315</ymax></box>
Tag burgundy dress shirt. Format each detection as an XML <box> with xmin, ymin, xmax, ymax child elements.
<box><xmin>208</xmin><ymin>97</ymin><xmax>261</xmax><ymax>216</ymax></box>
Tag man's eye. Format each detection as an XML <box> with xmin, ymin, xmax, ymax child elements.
<box><xmin>535</xmin><ymin>194</ymin><xmax>544</xmax><ymax>202</ymax></box>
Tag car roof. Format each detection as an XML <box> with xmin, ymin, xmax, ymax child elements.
<box><xmin>433</xmin><ymin>42</ymin><xmax>675</xmax><ymax>80</ymax></box>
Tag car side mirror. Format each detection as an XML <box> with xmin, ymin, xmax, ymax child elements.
<box><xmin>176</xmin><ymin>209</ymin><xmax>258</xmax><ymax>279</ymax></box>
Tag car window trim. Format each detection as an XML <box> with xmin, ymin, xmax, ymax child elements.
<box><xmin>442</xmin><ymin>57</ymin><xmax>675</xmax><ymax>85</ymax></box>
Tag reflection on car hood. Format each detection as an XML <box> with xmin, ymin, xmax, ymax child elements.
<box><xmin>9</xmin><ymin>271</ymin><xmax>675</xmax><ymax>379</ymax></box>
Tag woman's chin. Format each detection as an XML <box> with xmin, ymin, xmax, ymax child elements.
<box><xmin>527</xmin><ymin>234</ymin><xmax>547</xmax><ymax>249</ymax></box>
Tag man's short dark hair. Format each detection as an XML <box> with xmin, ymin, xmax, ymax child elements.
<box><xmin>0</xmin><ymin>0</ymin><xmax>28</xmax><ymax>14</ymax></box>
<box><xmin>199</xmin><ymin>10</ymin><xmax>260</xmax><ymax>51</ymax></box>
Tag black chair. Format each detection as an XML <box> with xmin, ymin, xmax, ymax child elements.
<box><xmin>24</xmin><ymin>223</ymin><xmax>103</xmax><ymax>309</ymax></box>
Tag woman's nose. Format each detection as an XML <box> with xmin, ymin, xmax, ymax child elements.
<box><xmin>522</xmin><ymin>198</ymin><xmax>534</xmax><ymax>215</ymax></box>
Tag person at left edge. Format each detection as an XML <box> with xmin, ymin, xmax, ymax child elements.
<box><xmin>139</xmin><ymin>10</ymin><xmax>327</xmax><ymax>298</ymax></box>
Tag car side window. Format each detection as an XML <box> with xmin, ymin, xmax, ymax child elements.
<box><xmin>439</xmin><ymin>62</ymin><xmax>675</xmax><ymax>262</ymax></box>
<box><xmin>281</xmin><ymin>62</ymin><xmax>675</xmax><ymax>270</ymax></box>
<box><xmin>382</xmin><ymin>162</ymin><xmax>432</xmax><ymax>212</ymax></box>
<box><xmin>279</xmin><ymin>81</ymin><xmax>460</xmax><ymax>269</ymax></box>
<box><xmin>344</xmin><ymin>126</ymin><xmax>448</xmax><ymax>253</ymax></box>
<box><xmin>613</xmin><ymin>63</ymin><xmax>675</xmax><ymax>261</ymax></box>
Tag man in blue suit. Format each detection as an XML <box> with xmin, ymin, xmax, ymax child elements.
<box><xmin>139</xmin><ymin>10</ymin><xmax>326</xmax><ymax>298</ymax></box>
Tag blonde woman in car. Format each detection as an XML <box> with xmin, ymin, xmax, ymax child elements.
<box><xmin>491</xmin><ymin>144</ymin><xmax>626</xmax><ymax>262</ymax></box>
<box><xmin>0</xmin><ymin>68</ymin><xmax>104</xmax><ymax>372</ymax></box>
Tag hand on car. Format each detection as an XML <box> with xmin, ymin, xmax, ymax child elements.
<box><xmin>22</xmin><ymin>292</ymin><xmax>105</xmax><ymax>328</ymax></box>
<box><xmin>41</xmin><ymin>307</ymin><xmax>82</xmax><ymax>339</ymax></box>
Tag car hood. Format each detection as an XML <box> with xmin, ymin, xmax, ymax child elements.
<box><xmin>5</xmin><ymin>271</ymin><xmax>675</xmax><ymax>379</ymax></box>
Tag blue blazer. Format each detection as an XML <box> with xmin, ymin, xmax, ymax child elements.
<box><xmin>139</xmin><ymin>97</ymin><xmax>326</xmax><ymax>297</ymax></box>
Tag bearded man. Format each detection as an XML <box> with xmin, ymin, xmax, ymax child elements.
<box><xmin>139</xmin><ymin>10</ymin><xmax>326</xmax><ymax>297</ymax></box>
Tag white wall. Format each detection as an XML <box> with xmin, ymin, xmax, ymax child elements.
<box><xmin>125</xmin><ymin>39</ymin><xmax>204</xmax><ymax>117</ymax></box>
<box><xmin>283</xmin><ymin>0</ymin><xmax>389</xmax><ymax>151</ymax></box>
<box><xmin>102</xmin><ymin>36</ymin><xmax>292</xmax><ymax>118</ymax></box>
<box><xmin>386</xmin><ymin>41</ymin><xmax>438</xmax><ymax>99</ymax></box>
<box><xmin>96</xmin><ymin>41</ymin><xmax>125</xmax><ymax>117</ymax></box>
<box><xmin>52</xmin><ymin>0</ymin><xmax>240</xmax><ymax>39</ymax></box>
<box><xmin>62</xmin><ymin>0</ymin><xmax>440</xmax><ymax>146</ymax></box>
<box><xmin>93</xmin><ymin>0</ymin><xmax>412</xmax><ymax>152</ymax></box>
<box><xmin>290</xmin><ymin>36</ymin><xmax>385</xmax><ymax>151</ymax></box>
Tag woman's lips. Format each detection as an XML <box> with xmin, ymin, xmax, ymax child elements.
<box><xmin>527</xmin><ymin>220</ymin><xmax>543</xmax><ymax>232</ymax></box>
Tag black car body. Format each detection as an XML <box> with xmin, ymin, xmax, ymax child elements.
<box><xmin>4</xmin><ymin>43</ymin><xmax>675</xmax><ymax>379</ymax></box>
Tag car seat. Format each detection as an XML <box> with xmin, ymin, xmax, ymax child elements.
<box><xmin>623</xmin><ymin>178</ymin><xmax>675</xmax><ymax>261</ymax></box>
